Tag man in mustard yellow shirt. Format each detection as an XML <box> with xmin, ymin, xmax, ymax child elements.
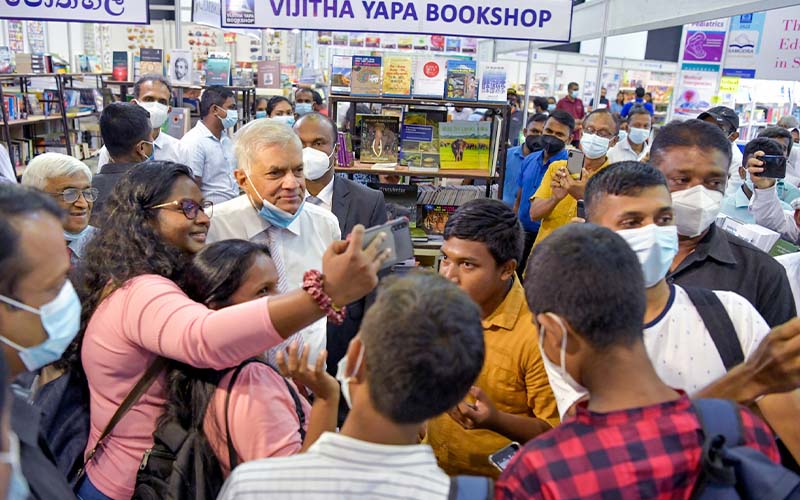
<box><xmin>427</xmin><ymin>199</ymin><xmax>559</xmax><ymax>478</ymax></box>
<box><xmin>529</xmin><ymin>109</ymin><xmax>620</xmax><ymax>246</ymax></box>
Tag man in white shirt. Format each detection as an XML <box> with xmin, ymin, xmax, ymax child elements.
<box><xmin>777</xmin><ymin>115</ymin><xmax>800</xmax><ymax>184</ymax></box>
<box><xmin>0</xmin><ymin>144</ymin><xmax>16</xmax><ymax>183</ymax></box>
<box><xmin>180</xmin><ymin>86</ymin><xmax>239</xmax><ymax>204</ymax></box>
<box><xmin>449</xmin><ymin>106</ymin><xmax>474</xmax><ymax>121</ymax></box>
<box><xmin>218</xmin><ymin>273</ymin><xmax>486</xmax><ymax>500</ymax></box>
<box><xmin>96</xmin><ymin>75</ymin><xmax>183</xmax><ymax>169</ymax></box>
<box><xmin>574</xmin><ymin>161</ymin><xmax>800</xmax><ymax>462</ymax></box>
<box><xmin>748</xmin><ymin>132</ymin><xmax>800</xmax><ymax>243</ymax></box>
<box><xmin>207</xmin><ymin>118</ymin><xmax>340</xmax><ymax>363</ymax></box>
<box><xmin>698</xmin><ymin>106</ymin><xmax>743</xmax><ymax>181</ymax></box>
<box><xmin>607</xmin><ymin>106</ymin><xmax>651</xmax><ymax>163</ymax></box>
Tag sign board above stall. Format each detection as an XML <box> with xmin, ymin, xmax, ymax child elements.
<box><xmin>220</xmin><ymin>0</ymin><xmax>574</xmax><ymax>42</ymax></box>
<box><xmin>723</xmin><ymin>5</ymin><xmax>800</xmax><ymax>81</ymax></box>
<box><xmin>0</xmin><ymin>0</ymin><xmax>149</xmax><ymax>24</ymax></box>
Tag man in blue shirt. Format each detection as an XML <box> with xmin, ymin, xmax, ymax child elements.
<box><xmin>502</xmin><ymin>114</ymin><xmax>548</xmax><ymax>207</ymax></box>
<box><xmin>513</xmin><ymin>110</ymin><xmax>574</xmax><ymax>275</ymax></box>
<box><xmin>620</xmin><ymin>87</ymin><xmax>654</xmax><ymax>118</ymax></box>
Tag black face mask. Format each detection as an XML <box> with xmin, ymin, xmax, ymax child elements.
<box><xmin>540</xmin><ymin>134</ymin><xmax>565</xmax><ymax>155</ymax></box>
<box><xmin>525</xmin><ymin>135</ymin><xmax>545</xmax><ymax>154</ymax></box>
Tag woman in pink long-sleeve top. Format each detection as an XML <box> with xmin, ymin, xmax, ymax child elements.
<box><xmin>67</xmin><ymin>162</ymin><xmax>385</xmax><ymax>499</ymax></box>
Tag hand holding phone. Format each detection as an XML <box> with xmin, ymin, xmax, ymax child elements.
<box><xmin>760</xmin><ymin>154</ymin><xmax>787</xmax><ymax>179</ymax></box>
<box><xmin>566</xmin><ymin>150</ymin><xmax>585</xmax><ymax>179</ymax></box>
<box><xmin>489</xmin><ymin>442</ymin><xmax>521</xmax><ymax>472</ymax></box>
<box><xmin>362</xmin><ymin>218</ymin><xmax>414</xmax><ymax>270</ymax></box>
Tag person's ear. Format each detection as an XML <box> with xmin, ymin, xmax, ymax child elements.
<box><xmin>345</xmin><ymin>337</ymin><xmax>366</xmax><ymax>383</ymax></box>
<box><xmin>731</xmin><ymin>131</ymin><xmax>740</xmax><ymax>142</ymax></box>
<box><xmin>500</xmin><ymin>260</ymin><xmax>516</xmax><ymax>281</ymax></box>
<box><xmin>233</xmin><ymin>169</ymin><xmax>248</xmax><ymax>190</ymax></box>
<box><xmin>167</xmin><ymin>105</ymin><xmax>173</xmax><ymax>114</ymax></box>
<box><xmin>536</xmin><ymin>313</ymin><xmax>565</xmax><ymax>356</ymax></box>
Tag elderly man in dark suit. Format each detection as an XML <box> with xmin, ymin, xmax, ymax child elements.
<box><xmin>294</xmin><ymin>113</ymin><xmax>386</xmax><ymax>398</ymax></box>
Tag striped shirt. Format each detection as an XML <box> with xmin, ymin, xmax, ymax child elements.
<box><xmin>218</xmin><ymin>432</ymin><xmax>451</xmax><ymax>500</ymax></box>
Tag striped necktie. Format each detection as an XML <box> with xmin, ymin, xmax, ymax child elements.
<box><xmin>306</xmin><ymin>195</ymin><xmax>323</xmax><ymax>206</ymax></box>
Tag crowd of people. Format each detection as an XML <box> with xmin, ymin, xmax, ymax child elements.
<box><xmin>0</xmin><ymin>72</ymin><xmax>799</xmax><ymax>500</ymax></box>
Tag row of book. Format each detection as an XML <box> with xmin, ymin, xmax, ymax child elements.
<box><xmin>0</xmin><ymin>49</ymin><xmax>67</xmax><ymax>75</ymax></box>
<box><xmin>332</xmin><ymin>55</ymin><xmax>508</xmax><ymax>102</ymax></box>
<box><xmin>1</xmin><ymin>88</ymin><xmax>104</xmax><ymax>121</ymax></box>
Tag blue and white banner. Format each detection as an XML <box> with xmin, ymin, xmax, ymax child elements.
<box><xmin>0</xmin><ymin>0</ymin><xmax>149</xmax><ymax>24</ymax></box>
<box><xmin>723</xmin><ymin>6</ymin><xmax>800</xmax><ymax>80</ymax></box>
<box><xmin>221</xmin><ymin>0</ymin><xmax>573</xmax><ymax>42</ymax></box>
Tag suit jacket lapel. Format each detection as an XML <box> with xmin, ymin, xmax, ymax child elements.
<box><xmin>332</xmin><ymin>176</ymin><xmax>351</xmax><ymax>235</ymax></box>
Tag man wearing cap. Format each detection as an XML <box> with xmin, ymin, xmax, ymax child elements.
<box><xmin>699</xmin><ymin>106</ymin><xmax>743</xmax><ymax>182</ymax></box>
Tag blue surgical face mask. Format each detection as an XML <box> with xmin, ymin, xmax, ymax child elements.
<box><xmin>0</xmin><ymin>280</ymin><xmax>81</xmax><ymax>371</ymax></box>
<box><xmin>272</xmin><ymin>115</ymin><xmax>296</xmax><ymax>127</ymax></box>
<box><xmin>616</xmin><ymin>225</ymin><xmax>679</xmax><ymax>288</ymax></box>
<box><xmin>218</xmin><ymin>107</ymin><xmax>238</xmax><ymax>129</ymax></box>
<box><xmin>570</xmin><ymin>90</ymin><xmax>579</xmax><ymax>99</ymax></box>
<box><xmin>295</xmin><ymin>102</ymin><xmax>313</xmax><ymax>116</ymax></box>
<box><xmin>244</xmin><ymin>170</ymin><xmax>304</xmax><ymax>229</ymax></box>
<box><xmin>617</xmin><ymin>130</ymin><xmax>628</xmax><ymax>144</ymax></box>
<box><xmin>335</xmin><ymin>345</ymin><xmax>365</xmax><ymax>409</ymax></box>
<box><xmin>628</xmin><ymin>127</ymin><xmax>650</xmax><ymax>145</ymax></box>
<box><xmin>580</xmin><ymin>133</ymin><xmax>611</xmax><ymax>159</ymax></box>
<box><xmin>547</xmin><ymin>103</ymin><xmax>556</xmax><ymax>112</ymax></box>
<box><xmin>0</xmin><ymin>432</ymin><xmax>30</xmax><ymax>500</ymax></box>
<box><xmin>255</xmin><ymin>110</ymin><xmax>267</xmax><ymax>119</ymax></box>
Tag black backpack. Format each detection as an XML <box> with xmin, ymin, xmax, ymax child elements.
<box><xmin>133</xmin><ymin>358</ymin><xmax>306</xmax><ymax>500</ymax></box>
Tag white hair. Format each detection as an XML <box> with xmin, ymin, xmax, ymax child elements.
<box><xmin>21</xmin><ymin>153</ymin><xmax>92</xmax><ymax>190</ymax></box>
<box><xmin>233</xmin><ymin>118</ymin><xmax>302</xmax><ymax>173</ymax></box>
<box><xmin>777</xmin><ymin>115</ymin><xmax>799</xmax><ymax>130</ymax></box>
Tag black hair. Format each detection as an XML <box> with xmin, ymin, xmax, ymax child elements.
<box><xmin>181</xmin><ymin>240</ymin><xmax>271</xmax><ymax>308</ymax></box>
<box><xmin>99</xmin><ymin>102</ymin><xmax>151</xmax><ymax>159</ymax></box>
<box><xmin>744</xmin><ymin>137</ymin><xmax>786</xmax><ymax>160</ymax></box>
<box><xmin>758</xmin><ymin>127</ymin><xmax>793</xmax><ymax>157</ymax></box>
<box><xmin>583</xmin><ymin>108</ymin><xmax>619</xmax><ymax>133</ymax></box>
<box><xmin>650</xmin><ymin>119</ymin><xmax>732</xmax><ymax>167</ymax></box>
<box><xmin>584</xmin><ymin>162</ymin><xmax>668</xmax><ymax>220</ymax></box>
<box><xmin>547</xmin><ymin>109</ymin><xmax>575</xmax><ymax>133</ymax></box>
<box><xmin>0</xmin><ymin>184</ymin><xmax>62</xmax><ymax>297</ymax></box>
<box><xmin>133</xmin><ymin>74</ymin><xmax>173</xmax><ymax>100</ymax></box>
<box><xmin>254</xmin><ymin>97</ymin><xmax>268</xmax><ymax>112</ymax></box>
<box><xmin>294</xmin><ymin>112</ymin><xmax>338</xmax><ymax>144</ymax></box>
<box><xmin>444</xmin><ymin>198</ymin><xmax>523</xmax><ymax>266</ymax></box>
<box><xmin>533</xmin><ymin>96</ymin><xmax>549</xmax><ymax>111</ymax></box>
<box><xmin>311</xmin><ymin>90</ymin><xmax>323</xmax><ymax>106</ymax></box>
<box><xmin>266</xmin><ymin>95</ymin><xmax>292</xmax><ymax>116</ymax></box>
<box><xmin>295</xmin><ymin>88</ymin><xmax>315</xmax><ymax>101</ymax></box>
<box><xmin>635</xmin><ymin>87</ymin><xmax>645</xmax><ymax>98</ymax></box>
<box><xmin>360</xmin><ymin>272</ymin><xmax>484</xmax><ymax>424</ymax></box>
<box><xmin>60</xmin><ymin>161</ymin><xmax>195</xmax><ymax>378</ymax></box>
<box><xmin>567</xmin><ymin>82</ymin><xmax>578</xmax><ymax>90</ymax></box>
<box><xmin>200</xmin><ymin>86</ymin><xmax>234</xmax><ymax>118</ymax></box>
<box><xmin>529</xmin><ymin>113</ymin><xmax>548</xmax><ymax>126</ymax></box>
<box><xmin>525</xmin><ymin>224</ymin><xmax>646</xmax><ymax>350</ymax></box>
<box><xmin>626</xmin><ymin>105</ymin><xmax>652</xmax><ymax>123</ymax></box>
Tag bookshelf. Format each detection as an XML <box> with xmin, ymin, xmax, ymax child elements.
<box><xmin>328</xmin><ymin>94</ymin><xmax>510</xmax><ymax>198</ymax></box>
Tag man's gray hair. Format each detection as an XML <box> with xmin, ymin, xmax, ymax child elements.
<box><xmin>234</xmin><ymin>118</ymin><xmax>302</xmax><ymax>173</ymax></box>
<box><xmin>21</xmin><ymin>153</ymin><xmax>92</xmax><ymax>190</ymax></box>
<box><xmin>777</xmin><ymin>115</ymin><xmax>799</xmax><ymax>131</ymax></box>
<box><xmin>134</xmin><ymin>74</ymin><xmax>173</xmax><ymax>99</ymax></box>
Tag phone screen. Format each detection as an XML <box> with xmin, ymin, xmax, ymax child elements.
<box><xmin>489</xmin><ymin>442</ymin><xmax>521</xmax><ymax>471</ymax></box>
<box><xmin>760</xmin><ymin>155</ymin><xmax>787</xmax><ymax>179</ymax></box>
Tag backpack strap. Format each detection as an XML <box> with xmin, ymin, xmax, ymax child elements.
<box><xmin>691</xmin><ymin>398</ymin><xmax>744</xmax><ymax>495</ymax></box>
<box><xmin>223</xmin><ymin>359</ymin><xmax>307</xmax><ymax>470</ymax></box>
<box><xmin>78</xmin><ymin>356</ymin><xmax>168</xmax><ymax>477</ymax></box>
<box><xmin>682</xmin><ymin>286</ymin><xmax>745</xmax><ymax>371</ymax></box>
<box><xmin>448</xmin><ymin>476</ymin><xmax>494</xmax><ymax>500</ymax></box>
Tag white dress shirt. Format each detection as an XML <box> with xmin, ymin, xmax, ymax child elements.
<box><xmin>179</xmin><ymin>121</ymin><xmax>238</xmax><ymax>205</ymax></box>
<box><xmin>545</xmin><ymin>285</ymin><xmax>769</xmax><ymax>418</ymax></box>
<box><xmin>750</xmin><ymin>184</ymin><xmax>799</xmax><ymax>243</ymax></box>
<box><xmin>96</xmin><ymin>130</ymin><xmax>184</xmax><ymax>170</ymax></box>
<box><xmin>776</xmin><ymin>252</ymin><xmax>800</xmax><ymax>314</ymax></box>
<box><xmin>0</xmin><ymin>144</ymin><xmax>16</xmax><ymax>183</ymax></box>
<box><xmin>218</xmin><ymin>432</ymin><xmax>451</xmax><ymax>500</ymax></box>
<box><xmin>607</xmin><ymin>137</ymin><xmax>649</xmax><ymax>164</ymax></box>
<box><xmin>207</xmin><ymin>194</ymin><xmax>341</xmax><ymax>362</ymax></box>
<box><xmin>307</xmin><ymin>178</ymin><xmax>334</xmax><ymax>212</ymax></box>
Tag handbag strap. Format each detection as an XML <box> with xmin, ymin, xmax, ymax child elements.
<box><xmin>82</xmin><ymin>357</ymin><xmax>168</xmax><ymax>468</ymax></box>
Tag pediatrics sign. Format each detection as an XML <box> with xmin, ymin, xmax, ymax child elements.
<box><xmin>723</xmin><ymin>5</ymin><xmax>800</xmax><ymax>80</ymax></box>
<box><xmin>221</xmin><ymin>0</ymin><xmax>574</xmax><ymax>42</ymax></box>
<box><xmin>0</xmin><ymin>0</ymin><xmax>149</xmax><ymax>24</ymax></box>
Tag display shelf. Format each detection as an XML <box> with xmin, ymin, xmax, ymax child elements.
<box><xmin>335</xmin><ymin>163</ymin><xmax>495</xmax><ymax>179</ymax></box>
<box><xmin>329</xmin><ymin>94</ymin><xmax>509</xmax><ymax>109</ymax></box>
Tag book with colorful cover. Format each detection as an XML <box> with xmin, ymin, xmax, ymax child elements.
<box><xmin>382</xmin><ymin>56</ymin><xmax>412</xmax><ymax>97</ymax></box>
<box><xmin>439</xmin><ymin>121</ymin><xmax>490</xmax><ymax>170</ymax></box>
<box><xmin>477</xmin><ymin>62</ymin><xmax>508</xmax><ymax>102</ymax></box>
<box><xmin>169</xmin><ymin>49</ymin><xmax>193</xmax><ymax>85</ymax></box>
<box><xmin>400</xmin><ymin>109</ymin><xmax>447</xmax><ymax>168</ymax></box>
<box><xmin>413</xmin><ymin>57</ymin><xmax>447</xmax><ymax>98</ymax></box>
<box><xmin>417</xmin><ymin>204</ymin><xmax>457</xmax><ymax>235</ymax></box>
<box><xmin>446</xmin><ymin>60</ymin><xmax>477</xmax><ymax>101</ymax></box>
<box><xmin>206</xmin><ymin>52</ymin><xmax>231</xmax><ymax>86</ymax></box>
<box><xmin>350</xmin><ymin>56</ymin><xmax>382</xmax><ymax>96</ymax></box>
<box><xmin>359</xmin><ymin>114</ymin><xmax>399</xmax><ymax>163</ymax></box>
<box><xmin>445</xmin><ymin>37</ymin><xmax>461</xmax><ymax>52</ymax></box>
<box><xmin>330</xmin><ymin>55</ymin><xmax>352</xmax><ymax>95</ymax></box>
<box><xmin>140</xmin><ymin>48</ymin><xmax>163</xmax><ymax>76</ymax></box>
<box><xmin>256</xmin><ymin>60</ymin><xmax>281</xmax><ymax>89</ymax></box>
<box><xmin>112</xmin><ymin>51</ymin><xmax>128</xmax><ymax>81</ymax></box>
<box><xmin>367</xmin><ymin>182</ymin><xmax>420</xmax><ymax>234</ymax></box>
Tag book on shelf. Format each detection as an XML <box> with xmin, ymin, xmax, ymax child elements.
<box><xmin>169</xmin><ymin>49</ymin><xmax>193</xmax><ymax>85</ymax></box>
<box><xmin>382</xmin><ymin>56</ymin><xmax>412</xmax><ymax>97</ymax></box>
<box><xmin>140</xmin><ymin>48</ymin><xmax>163</xmax><ymax>76</ymax></box>
<box><xmin>336</xmin><ymin>131</ymin><xmax>354</xmax><ymax>167</ymax></box>
<box><xmin>445</xmin><ymin>60</ymin><xmax>478</xmax><ymax>101</ymax></box>
<box><xmin>330</xmin><ymin>55</ymin><xmax>352</xmax><ymax>95</ymax></box>
<box><xmin>417</xmin><ymin>204</ymin><xmax>457</xmax><ymax>235</ymax></box>
<box><xmin>166</xmin><ymin>107</ymin><xmax>191</xmax><ymax>139</ymax></box>
<box><xmin>206</xmin><ymin>52</ymin><xmax>231</xmax><ymax>86</ymax></box>
<box><xmin>256</xmin><ymin>60</ymin><xmax>281</xmax><ymax>89</ymax></box>
<box><xmin>438</xmin><ymin>120</ymin><xmax>490</xmax><ymax>170</ymax></box>
<box><xmin>358</xmin><ymin>114</ymin><xmax>399</xmax><ymax>163</ymax></box>
<box><xmin>0</xmin><ymin>47</ymin><xmax>13</xmax><ymax>74</ymax></box>
<box><xmin>367</xmin><ymin>182</ymin><xmax>425</xmax><ymax>238</ymax></box>
<box><xmin>488</xmin><ymin>116</ymin><xmax>503</xmax><ymax>176</ymax></box>
<box><xmin>350</xmin><ymin>56</ymin><xmax>382</xmax><ymax>96</ymax></box>
<box><xmin>400</xmin><ymin>109</ymin><xmax>447</xmax><ymax>170</ymax></box>
<box><xmin>112</xmin><ymin>51</ymin><xmax>129</xmax><ymax>81</ymax></box>
<box><xmin>412</xmin><ymin>57</ymin><xmax>447</xmax><ymax>98</ymax></box>
<box><xmin>477</xmin><ymin>62</ymin><xmax>508</xmax><ymax>102</ymax></box>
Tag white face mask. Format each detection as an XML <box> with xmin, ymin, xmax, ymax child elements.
<box><xmin>580</xmin><ymin>133</ymin><xmax>611</xmax><ymax>159</ymax></box>
<box><xmin>628</xmin><ymin>127</ymin><xmax>650</xmax><ymax>145</ymax></box>
<box><xmin>138</xmin><ymin>101</ymin><xmax>170</xmax><ymax>129</ymax></box>
<box><xmin>303</xmin><ymin>146</ymin><xmax>335</xmax><ymax>181</ymax></box>
<box><xmin>671</xmin><ymin>185</ymin><xmax>723</xmax><ymax>238</ymax></box>
<box><xmin>616</xmin><ymin>225</ymin><xmax>679</xmax><ymax>288</ymax></box>
<box><xmin>538</xmin><ymin>313</ymin><xmax>588</xmax><ymax>417</ymax></box>
<box><xmin>335</xmin><ymin>345</ymin><xmax>365</xmax><ymax>409</ymax></box>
